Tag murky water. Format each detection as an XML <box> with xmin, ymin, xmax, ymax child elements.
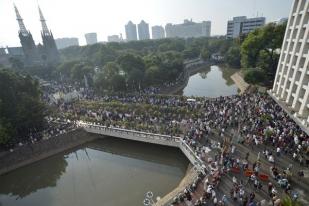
<box><xmin>181</xmin><ymin>65</ymin><xmax>239</xmax><ymax>97</ymax></box>
<box><xmin>0</xmin><ymin>137</ymin><xmax>188</xmax><ymax>206</ymax></box>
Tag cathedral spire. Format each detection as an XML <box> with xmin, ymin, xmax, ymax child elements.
<box><xmin>38</xmin><ymin>6</ymin><xmax>50</xmax><ymax>36</ymax></box>
<box><xmin>14</xmin><ymin>3</ymin><xmax>28</xmax><ymax>36</ymax></box>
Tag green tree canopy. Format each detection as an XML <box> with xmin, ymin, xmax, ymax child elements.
<box><xmin>0</xmin><ymin>69</ymin><xmax>46</xmax><ymax>146</ymax></box>
<box><xmin>225</xmin><ymin>45</ymin><xmax>241</xmax><ymax>68</ymax></box>
<box><xmin>241</xmin><ymin>23</ymin><xmax>286</xmax><ymax>80</ymax></box>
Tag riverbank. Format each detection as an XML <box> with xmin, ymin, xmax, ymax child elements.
<box><xmin>156</xmin><ymin>164</ymin><xmax>197</xmax><ymax>206</ymax></box>
<box><xmin>160</xmin><ymin>59</ymin><xmax>212</xmax><ymax>95</ymax></box>
<box><xmin>0</xmin><ymin>129</ymin><xmax>99</xmax><ymax>175</ymax></box>
<box><xmin>230</xmin><ymin>71</ymin><xmax>249</xmax><ymax>94</ymax></box>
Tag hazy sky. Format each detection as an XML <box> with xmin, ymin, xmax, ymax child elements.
<box><xmin>1</xmin><ymin>0</ymin><xmax>293</xmax><ymax>47</ymax></box>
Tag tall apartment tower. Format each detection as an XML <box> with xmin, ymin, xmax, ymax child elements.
<box><xmin>226</xmin><ymin>16</ymin><xmax>266</xmax><ymax>38</ymax></box>
<box><xmin>165</xmin><ymin>20</ymin><xmax>211</xmax><ymax>39</ymax></box>
<box><xmin>270</xmin><ymin>0</ymin><xmax>309</xmax><ymax>130</ymax></box>
<box><xmin>152</xmin><ymin>26</ymin><xmax>165</xmax><ymax>39</ymax></box>
<box><xmin>55</xmin><ymin>38</ymin><xmax>79</xmax><ymax>49</ymax></box>
<box><xmin>138</xmin><ymin>20</ymin><xmax>150</xmax><ymax>40</ymax></box>
<box><xmin>125</xmin><ymin>21</ymin><xmax>138</xmax><ymax>41</ymax></box>
<box><xmin>85</xmin><ymin>33</ymin><xmax>98</xmax><ymax>45</ymax></box>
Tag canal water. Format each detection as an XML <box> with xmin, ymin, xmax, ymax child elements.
<box><xmin>0</xmin><ymin>138</ymin><xmax>189</xmax><ymax>206</ymax></box>
<box><xmin>181</xmin><ymin>65</ymin><xmax>239</xmax><ymax>97</ymax></box>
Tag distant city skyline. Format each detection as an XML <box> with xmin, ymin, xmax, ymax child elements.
<box><xmin>0</xmin><ymin>0</ymin><xmax>293</xmax><ymax>47</ymax></box>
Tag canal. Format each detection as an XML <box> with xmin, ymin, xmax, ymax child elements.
<box><xmin>0</xmin><ymin>137</ymin><xmax>189</xmax><ymax>206</ymax></box>
<box><xmin>180</xmin><ymin>65</ymin><xmax>239</xmax><ymax>97</ymax></box>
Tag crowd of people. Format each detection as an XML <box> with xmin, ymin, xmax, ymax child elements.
<box><xmin>43</xmin><ymin>85</ymin><xmax>308</xmax><ymax>205</ymax></box>
<box><xmin>3</xmin><ymin>78</ymin><xmax>308</xmax><ymax>205</ymax></box>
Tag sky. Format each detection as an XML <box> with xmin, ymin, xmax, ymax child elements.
<box><xmin>0</xmin><ymin>0</ymin><xmax>293</xmax><ymax>47</ymax></box>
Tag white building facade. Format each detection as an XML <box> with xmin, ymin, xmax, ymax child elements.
<box><xmin>55</xmin><ymin>38</ymin><xmax>79</xmax><ymax>49</ymax></box>
<box><xmin>138</xmin><ymin>20</ymin><xmax>150</xmax><ymax>40</ymax></box>
<box><xmin>125</xmin><ymin>21</ymin><xmax>138</xmax><ymax>41</ymax></box>
<box><xmin>85</xmin><ymin>33</ymin><xmax>98</xmax><ymax>45</ymax></box>
<box><xmin>107</xmin><ymin>35</ymin><xmax>122</xmax><ymax>42</ymax></box>
<box><xmin>226</xmin><ymin>16</ymin><xmax>266</xmax><ymax>38</ymax></box>
<box><xmin>270</xmin><ymin>0</ymin><xmax>309</xmax><ymax>131</ymax></box>
<box><xmin>152</xmin><ymin>25</ymin><xmax>165</xmax><ymax>39</ymax></box>
<box><xmin>165</xmin><ymin>19</ymin><xmax>211</xmax><ymax>39</ymax></box>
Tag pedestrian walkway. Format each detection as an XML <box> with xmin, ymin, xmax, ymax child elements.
<box><xmin>231</xmin><ymin>72</ymin><xmax>249</xmax><ymax>94</ymax></box>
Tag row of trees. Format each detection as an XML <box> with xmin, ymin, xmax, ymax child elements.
<box><xmin>56</xmin><ymin>50</ymin><xmax>184</xmax><ymax>92</ymax></box>
<box><xmin>60</xmin><ymin>37</ymin><xmax>237</xmax><ymax>65</ymax></box>
<box><xmin>0</xmin><ymin>69</ymin><xmax>46</xmax><ymax>146</ymax></box>
<box><xmin>56</xmin><ymin>37</ymin><xmax>240</xmax><ymax>92</ymax></box>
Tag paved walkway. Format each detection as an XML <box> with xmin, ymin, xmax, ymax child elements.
<box><xmin>171</xmin><ymin>129</ymin><xmax>309</xmax><ymax>206</ymax></box>
<box><xmin>231</xmin><ymin>72</ymin><xmax>249</xmax><ymax>94</ymax></box>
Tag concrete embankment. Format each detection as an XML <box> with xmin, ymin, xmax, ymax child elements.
<box><xmin>231</xmin><ymin>72</ymin><xmax>249</xmax><ymax>94</ymax></box>
<box><xmin>156</xmin><ymin>164</ymin><xmax>197</xmax><ymax>206</ymax></box>
<box><xmin>0</xmin><ymin>129</ymin><xmax>99</xmax><ymax>175</ymax></box>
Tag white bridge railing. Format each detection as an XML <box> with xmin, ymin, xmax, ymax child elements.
<box><xmin>78</xmin><ymin>121</ymin><xmax>206</xmax><ymax>173</ymax></box>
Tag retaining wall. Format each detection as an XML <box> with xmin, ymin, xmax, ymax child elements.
<box><xmin>0</xmin><ymin>129</ymin><xmax>98</xmax><ymax>175</ymax></box>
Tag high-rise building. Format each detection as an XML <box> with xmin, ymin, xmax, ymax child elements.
<box><xmin>85</xmin><ymin>33</ymin><xmax>98</xmax><ymax>45</ymax></box>
<box><xmin>270</xmin><ymin>0</ymin><xmax>309</xmax><ymax>131</ymax></box>
<box><xmin>152</xmin><ymin>26</ymin><xmax>165</xmax><ymax>39</ymax></box>
<box><xmin>138</xmin><ymin>20</ymin><xmax>150</xmax><ymax>40</ymax></box>
<box><xmin>226</xmin><ymin>16</ymin><xmax>266</xmax><ymax>38</ymax></box>
<box><xmin>107</xmin><ymin>35</ymin><xmax>122</xmax><ymax>42</ymax></box>
<box><xmin>55</xmin><ymin>38</ymin><xmax>79</xmax><ymax>49</ymax></box>
<box><xmin>125</xmin><ymin>21</ymin><xmax>138</xmax><ymax>41</ymax></box>
<box><xmin>275</xmin><ymin>17</ymin><xmax>288</xmax><ymax>25</ymax></box>
<box><xmin>165</xmin><ymin>19</ymin><xmax>211</xmax><ymax>39</ymax></box>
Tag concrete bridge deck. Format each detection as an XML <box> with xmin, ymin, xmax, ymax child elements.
<box><xmin>78</xmin><ymin>121</ymin><xmax>205</xmax><ymax>171</ymax></box>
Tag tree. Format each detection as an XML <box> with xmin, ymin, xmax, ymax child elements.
<box><xmin>241</xmin><ymin>29</ymin><xmax>262</xmax><ymax>68</ymax></box>
<box><xmin>111</xmin><ymin>75</ymin><xmax>126</xmax><ymax>91</ymax></box>
<box><xmin>71</xmin><ymin>62</ymin><xmax>94</xmax><ymax>82</ymax></box>
<box><xmin>225</xmin><ymin>46</ymin><xmax>241</xmax><ymax>68</ymax></box>
<box><xmin>0</xmin><ymin>122</ymin><xmax>10</xmax><ymax>144</ymax></box>
<box><xmin>117</xmin><ymin>53</ymin><xmax>145</xmax><ymax>89</ymax></box>
<box><xmin>94</xmin><ymin>62</ymin><xmax>126</xmax><ymax>92</ymax></box>
<box><xmin>94</xmin><ymin>71</ymin><xmax>109</xmax><ymax>92</ymax></box>
<box><xmin>158</xmin><ymin>38</ymin><xmax>185</xmax><ymax>52</ymax></box>
<box><xmin>143</xmin><ymin>54</ymin><xmax>162</xmax><ymax>68</ymax></box>
<box><xmin>93</xmin><ymin>45</ymin><xmax>118</xmax><ymax>66</ymax></box>
<box><xmin>104</xmin><ymin>62</ymin><xmax>121</xmax><ymax>78</ymax></box>
<box><xmin>145</xmin><ymin>65</ymin><xmax>161</xmax><ymax>85</ymax></box>
<box><xmin>244</xmin><ymin>68</ymin><xmax>267</xmax><ymax>84</ymax></box>
<box><xmin>241</xmin><ymin>23</ymin><xmax>286</xmax><ymax>81</ymax></box>
<box><xmin>201</xmin><ymin>47</ymin><xmax>210</xmax><ymax>60</ymax></box>
<box><xmin>117</xmin><ymin>53</ymin><xmax>145</xmax><ymax>74</ymax></box>
<box><xmin>56</xmin><ymin>60</ymin><xmax>79</xmax><ymax>79</ymax></box>
<box><xmin>183</xmin><ymin>46</ymin><xmax>200</xmax><ymax>59</ymax></box>
<box><xmin>0</xmin><ymin>69</ymin><xmax>46</xmax><ymax>146</ymax></box>
<box><xmin>127</xmin><ymin>69</ymin><xmax>144</xmax><ymax>90</ymax></box>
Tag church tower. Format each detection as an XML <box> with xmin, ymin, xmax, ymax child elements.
<box><xmin>14</xmin><ymin>4</ymin><xmax>39</xmax><ymax>66</ymax></box>
<box><xmin>38</xmin><ymin>6</ymin><xmax>60</xmax><ymax>65</ymax></box>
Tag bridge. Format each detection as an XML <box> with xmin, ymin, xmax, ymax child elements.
<box><xmin>78</xmin><ymin>121</ymin><xmax>206</xmax><ymax>173</ymax></box>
